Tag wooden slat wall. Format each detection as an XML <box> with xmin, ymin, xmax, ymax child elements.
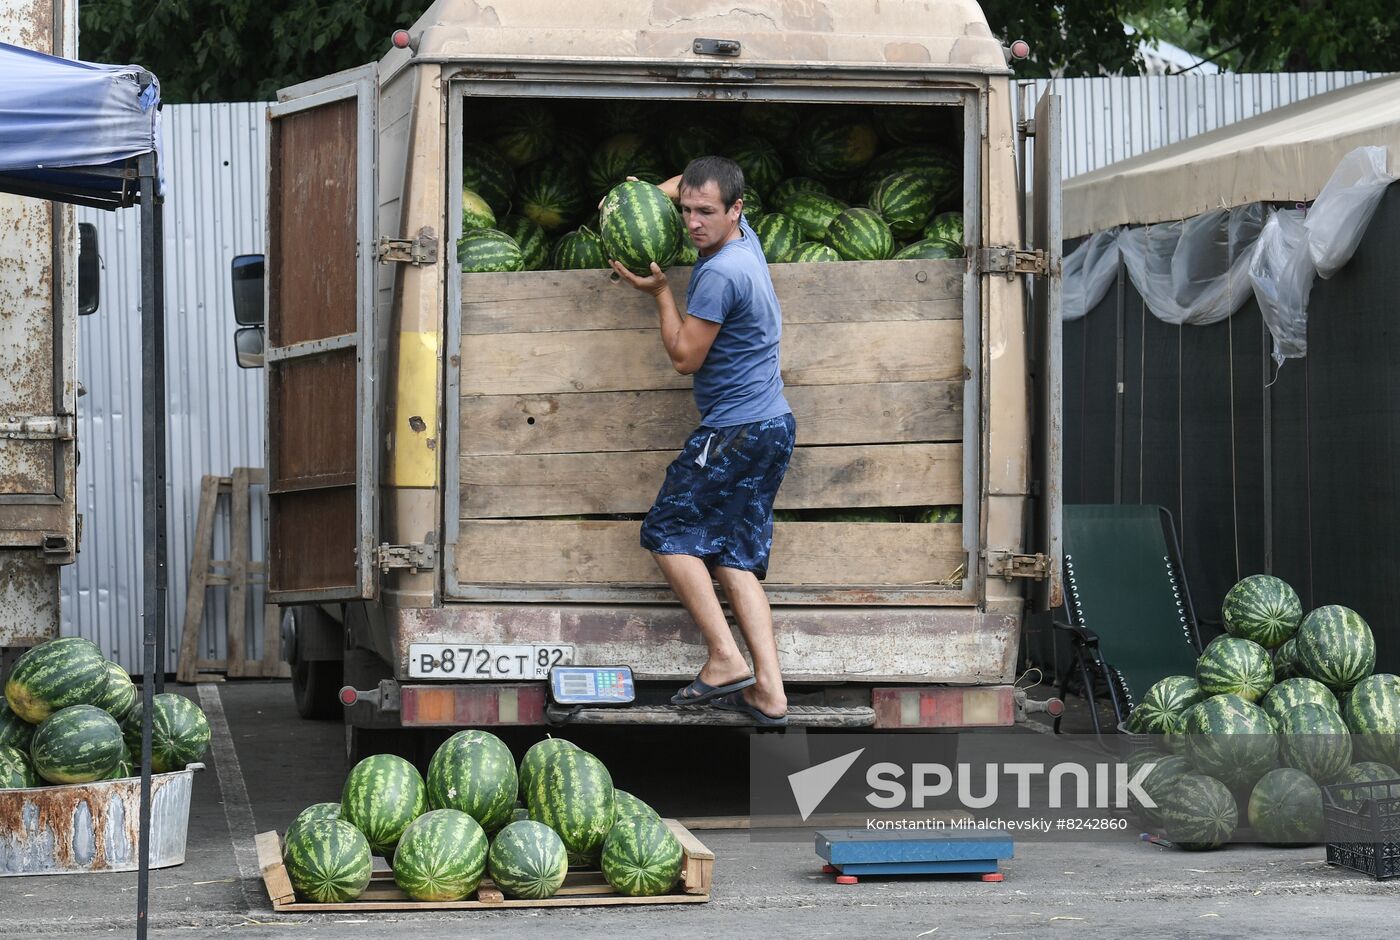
<box><xmin>456</xmin><ymin>259</ymin><xmax>966</xmax><ymax>591</ymax></box>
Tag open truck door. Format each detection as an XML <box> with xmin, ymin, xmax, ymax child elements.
<box><xmin>265</xmin><ymin>65</ymin><xmax>380</xmax><ymax>604</ymax></box>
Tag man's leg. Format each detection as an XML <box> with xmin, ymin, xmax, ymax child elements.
<box><xmin>652</xmin><ymin>553</ymin><xmax>752</xmax><ymax>686</ymax></box>
<box><xmin>715</xmin><ymin>566</ymin><xmax>787</xmax><ymax>718</ymax></box>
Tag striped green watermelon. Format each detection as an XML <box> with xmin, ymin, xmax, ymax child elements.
<box><xmin>1160</xmin><ymin>773</ymin><xmax>1237</xmax><ymax>850</ymax></box>
<box><xmin>923</xmin><ymin>211</ymin><xmax>965</xmax><ymax>246</ymax></box>
<box><xmin>1222</xmin><ymin>575</ymin><xmax>1302</xmax><ymax>649</ymax></box>
<box><xmin>870</xmin><ymin>171</ymin><xmax>941</xmax><ymax>238</ymax></box>
<box><xmin>783</xmin><ymin>191</ymin><xmax>848</xmax><ymax>243</ymax></box>
<box><xmin>1183</xmin><ymin>693</ymin><xmax>1278</xmax><ymax>789</ymax></box>
<box><xmin>121</xmin><ymin>693</ymin><xmax>210</xmax><ymax>773</ymax></box>
<box><xmin>794</xmin><ymin>113</ymin><xmax>878</xmax><ymax>179</ymax></box>
<box><xmin>600</xmin><ymin>815</ymin><xmax>683</xmax><ymax>896</ymax></box>
<box><xmin>287</xmin><ymin>802</ymin><xmax>342</xmax><ymax>844</ymax></box>
<box><xmin>488</xmin><ymin>819</ymin><xmax>569</xmax><ymax>899</ymax></box>
<box><xmin>0</xmin><ymin>696</ymin><xmax>35</xmax><ymax>752</ymax></box>
<box><xmin>426</xmin><ymin>729</ymin><xmax>517</xmax><ymax>833</ymax></box>
<box><xmin>457</xmin><ymin>230</ymin><xmax>525</xmax><ymax>273</ymax></box>
<box><xmin>392</xmin><ymin>808</ymin><xmax>488</xmax><ymax>901</ymax></box>
<box><xmin>613</xmin><ymin>788</ymin><xmax>662</xmax><ymax>823</ymax></box>
<box><xmin>859</xmin><ymin>146</ymin><xmax>959</xmax><ymax>206</ymax></box>
<box><xmin>873</xmin><ymin>105</ymin><xmax>944</xmax><ymax>145</ymax></box>
<box><xmin>1262</xmin><ymin>677</ymin><xmax>1338</xmax><ymax>724</ymax></box>
<box><xmin>676</xmin><ymin>237</ymin><xmax>699</xmax><ymax>266</ymax></box>
<box><xmin>740</xmin><ymin>102</ymin><xmax>801</xmax><ymax>143</ymax></box>
<box><xmin>0</xmin><ymin>743</ymin><xmax>37</xmax><ymax>788</ymax></box>
<box><xmin>1247</xmin><ymin>767</ymin><xmax>1323</xmax><ymax>845</ymax></box>
<box><xmin>92</xmin><ymin>661</ymin><xmax>137</xmax><ymax>723</ymax></box>
<box><xmin>516</xmin><ymin>162</ymin><xmax>588</xmax><ymax>233</ymax></box>
<box><xmin>552</xmin><ymin>228</ymin><xmax>609</xmax><ymax>270</ymax></box>
<box><xmin>4</xmin><ymin>636</ymin><xmax>109</xmax><ymax>723</ymax></box>
<box><xmin>1196</xmin><ymin>636</ymin><xmax>1273</xmax><ymax>702</ymax></box>
<box><xmin>554</xmin><ymin>128</ymin><xmax>592</xmax><ymax>168</ymax></box>
<box><xmin>1331</xmin><ymin>761</ymin><xmax>1400</xmax><ymax>811</ymax></box>
<box><xmin>1129</xmin><ymin>751</ymin><xmax>1190</xmax><ymax>828</ymax></box>
<box><xmin>894</xmin><ymin>238</ymin><xmax>962</xmax><ymax>261</ymax></box>
<box><xmin>740</xmin><ymin>186</ymin><xmax>764</xmax><ymax>221</ymax></box>
<box><xmin>511</xmin><ymin>805</ymin><xmax>530</xmax><ymax>823</ymax></box>
<box><xmin>824</xmin><ymin>208</ymin><xmax>894</xmax><ymax>261</ymax></box>
<box><xmin>598</xmin><ymin>100</ymin><xmax>659</xmax><ymax>134</ymax></box>
<box><xmin>284</xmin><ymin>818</ymin><xmax>373</xmax><ymax>903</ymax></box>
<box><xmin>103</xmin><ymin>755</ymin><xmax>133</xmax><ymax>780</ymax></box>
<box><xmin>662</xmin><ymin>125</ymin><xmax>725</xmax><ymax>171</ymax></box>
<box><xmin>1277</xmin><ymin>701</ymin><xmax>1351</xmax><ymax>783</ymax></box>
<box><xmin>724</xmin><ymin>136</ymin><xmax>784</xmax><ymax>196</ymax></box>
<box><xmin>461</xmin><ymin>141</ymin><xmax>515</xmax><ymax>216</ymax></box>
<box><xmin>341</xmin><ymin>753</ymin><xmax>427</xmax><ymax>856</ymax></box>
<box><xmin>1342</xmin><ymin>673</ymin><xmax>1400</xmax><ymax>766</ymax></box>
<box><xmin>1130</xmin><ymin>676</ymin><xmax>1206</xmax><ymax>735</ymax></box>
<box><xmin>1274</xmin><ymin>637</ymin><xmax>1304</xmax><ymax>681</ymax></box>
<box><xmin>461</xmin><ymin>188</ymin><xmax>496</xmax><ymax>232</ymax></box>
<box><xmin>752</xmin><ymin>214</ymin><xmax>802</xmax><ymax>264</ymax></box>
<box><xmin>518</xmin><ymin>736</ymin><xmax>577</xmax><ymax>803</ymax></box>
<box><xmin>588</xmin><ymin>133</ymin><xmax>666</xmax><ymax>196</ymax></box>
<box><xmin>769</xmin><ymin>177</ymin><xmax>828</xmax><ymax>214</ymax></box>
<box><xmin>32</xmin><ymin>704</ymin><xmax>124</xmax><ymax>784</ymax></box>
<box><xmin>599</xmin><ymin>181</ymin><xmax>683</xmax><ymax>275</ymax></box>
<box><xmin>786</xmin><ymin>242</ymin><xmax>841</xmax><ymax>263</ymax></box>
<box><xmin>1296</xmin><ymin>605</ymin><xmax>1375</xmax><ymax>694</ymax></box>
<box><xmin>527</xmin><ymin>747</ymin><xmax>615</xmax><ymax>864</ymax></box>
<box><xmin>488</xmin><ymin>103</ymin><xmax>557</xmax><ymax>167</ymax></box>
<box><xmin>497</xmin><ymin>214</ymin><xmax>549</xmax><ymax>271</ymax></box>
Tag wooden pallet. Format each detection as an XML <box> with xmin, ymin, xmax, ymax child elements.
<box><xmin>255</xmin><ymin>819</ymin><xmax>713</xmax><ymax>911</ymax></box>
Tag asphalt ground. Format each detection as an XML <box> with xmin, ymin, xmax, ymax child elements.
<box><xmin>0</xmin><ymin>680</ymin><xmax>1394</xmax><ymax>939</ymax></box>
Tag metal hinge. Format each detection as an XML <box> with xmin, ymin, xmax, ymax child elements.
<box><xmin>979</xmin><ymin>246</ymin><xmax>1053</xmax><ymax>277</ymax></box>
<box><xmin>985</xmin><ymin>551</ymin><xmax>1051</xmax><ymax>581</ymax></box>
<box><xmin>375</xmin><ymin>543</ymin><xmax>436</xmax><ymax>573</ymax></box>
<box><xmin>0</xmin><ymin>416</ymin><xmax>75</xmax><ymax>441</ymax></box>
<box><xmin>377</xmin><ymin>228</ymin><xmax>438</xmax><ymax>265</ymax></box>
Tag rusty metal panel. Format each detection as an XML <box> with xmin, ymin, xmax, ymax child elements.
<box><xmin>0</xmin><ymin>553</ymin><xmax>58</xmax><ymax>647</ymax></box>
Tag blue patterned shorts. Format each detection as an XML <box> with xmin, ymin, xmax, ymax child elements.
<box><xmin>639</xmin><ymin>413</ymin><xmax>797</xmax><ymax>580</ymax></box>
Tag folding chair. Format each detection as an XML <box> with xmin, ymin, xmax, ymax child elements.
<box><xmin>1043</xmin><ymin>505</ymin><xmax>1210</xmax><ymax>736</ymax></box>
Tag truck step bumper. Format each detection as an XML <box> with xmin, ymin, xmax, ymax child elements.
<box><xmin>545</xmin><ymin>703</ymin><xmax>875</xmax><ymax>728</ymax></box>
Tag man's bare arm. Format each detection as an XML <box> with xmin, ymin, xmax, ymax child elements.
<box><xmin>610</xmin><ymin>260</ymin><xmax>719</xmax><ymax>375</ymax></box>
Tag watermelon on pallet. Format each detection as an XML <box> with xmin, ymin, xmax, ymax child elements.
<box><xmin>461</xmin><ymin>188</ymin><xmax>496</xmax><ymax>232</ymax></box>
<box><xmin>783</xmin><ymin>191</ymin><xmax>848</xmax><ymax>243</ymax></box>
<box><xmin>1196</xmin><ymin>636</ymin><xmax>1273</xmax><ymax>702</ymax></box>
<box><xmin>1262</xmin><ymin>677</ymin><xmax>1338</xmax><ymax>724</ymax></box>
<box><xmin>488</xmin><ymin>103</ymin><xmax>557</xmax><ymax>167</ymax></box>
<box><xmin>287</xmin><ymin>802</ymin><xmax>342</xmax><ymax>844</ymax></box>
<box><xmin>1183</xmin><ymin>693</ymin><xmax>1278</xmax><ymax>790</ymax></box>
<box><xmin>32</xmin><ymin>704</ymin><xmax>125</xmax><ymax>784</ymax></box>
<box><xmin>488</xmin><ymin>819</ymin><xmax>570</xmax><ymax>900</ymax></box>
<box><xmin>870</xmin><ymin>171</ymin><xmax>941</xmax><ymax>238</ymax></box>
<box><xmin>496</xmin><ymin>214</ymin><xmax>550</xmax><ymax>272</ymax></box>
<box><xmin>768</xmin><ymin>177</ymin><xmax>828</xmax><ymax>214</ymax></box>
<box><xmin>1248</xmin><ymin>767</ymin><xmax>1323</xmax><ymax>846</ymax></box>
<box><xmin>793</xmin><ymin>113</ymin><xmax>878</xmax><ymax>180</ymax></box>
<box><xmin>552</xmin><ymin>228</ymin><xmax>609</xmax><ymax>270</ymax></box>
<box><xmin>4</xmin><ymin>636</ymin><xmax>109</xmax><ymax>723</ymax></box>
<box><xmin>1277</xmin><ymin>701</ymin><xmax>1352</xmax><ymax>784</ymax></box>
<box><xmin>824</xmin><ymin>208</ymin><xmax>894</xmax><ymax>261</ymax></box>
<box><xmin>121</xmin><ymin>693</ymin><xmax>211</xmax><ymax>773</ymax></box>
<box><xmin>893</xmin><ymin>238</ymin><xmax>961</xmax><ymax>260</ymax></box>
<box><xmin>1222</xmin><ymin>575</ymin><xmax>1302</xmax><ymax>649</ymax></box>
<box><xmin>751</xmin><ymin>213</ymin><xmax>803</xmax><ymax>265</ymax></box>
<box><xmin>1129</xmin><ymin>676</ymin><xmax>1206</xmax><ymax>736</ymax></box>
<box><xmin>284</xmin><ymin>818</ymin><xmax>373</xmax><ymax>903</ymax></box>
<box><xmin>0</xmin><ymin>696</ymin><xmax>35</xmax><ymax>752</ymax></box>
<box><xmin>392</xmin><ymin>808</ymin><xmax>488</xmax><ymax>901</ymax></box>
<box><xmin>91</xmin><ymin>661</ymin><xmax>138</xmax><ymax>723</ymax></box>
<box><xmin>341</xmin><ymin>753</ymin><xmax>427</xmax><ymax>856</ymax></box>
<box><xmin>527</xmin><ymin>747</ymin><xmax>616</xmax><ymax>864</ymax></box>
<box><xmin>786</xmin><ymin>242</ymin><xmax>841</xmax><ymax>263</ymax></box>
<box><xmin>0</xmin><ymin>743</ymin><xmax>37</xmax><ymax>788</ymax></box>
<box><xmin>1159</xmin><ymin>773</ymin><xmax>1237</xmax><ymax>850</ymax></box>
<box><xmin>613</xmin><ymin>788</ymin><xmax>662</xmax><ymax>823</ymax></box>
<box><xmin>427</xmin><ymin>729</ymin><xmax>518</xmax><ymax>833</ymax></box>
<box><xmin>599</xmin><ymin>181</ymin><xmax>683</xmax><ymax>275</ymax></box>
<box><xmin>1342</xmin><ymin>673</ymin><xmax>1400</xmax><ymax>767</ymax></box>
<box><xmin>461</xmin><ymin>141</ymin><xmax>515</xmax><ymax>216</ymax></box>
<box><xmin>457</xmin><ymin>230</ymin><xmax>525</xmax><ymax>273</ymax></box>
<box><xmin>1295</xmin><ymin>605</ymin><xmax>1375</xmax><ymax>694</ymax></box>
<box><xmin>518</xmin><ymin>737</ymin><xmax>577</xmax><ymax>803</ymax></box>
<box><xmin>516</xmin><ymin>162</ymin><xmax>588</xmax><ymax>233</ymax></box>
<box><xmin>1274</xmin><ymin>637</ymin><xmax>1304</xmax><ymax>681</ymax></box>
<box><xmin>600</xmin><ymin>815</ymin><xmax>683</xmax><ymax>896</ymax></box>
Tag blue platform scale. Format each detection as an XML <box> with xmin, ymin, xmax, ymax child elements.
<box><xmin>815</xmin><ymin>829</ymin><xmax>1014</xmax><ymax>884</ymax></box>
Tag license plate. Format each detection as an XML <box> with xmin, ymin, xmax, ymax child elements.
<box><xmin>407</xmin><ymin>644</ymin><xmax>573</xmax><ymax>680</ymax></box>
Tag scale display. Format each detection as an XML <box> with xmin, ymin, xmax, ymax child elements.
<box><xmin>550</xmin><ymin>666</ymin><xmax>635</xmax><ymax>705</ymax></box>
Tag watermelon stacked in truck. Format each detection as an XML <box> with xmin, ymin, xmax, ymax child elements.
<box><xmin>1122</xmin><ymin>574</ymin><xmax>1400</xmax><ymax>850</ymax></box>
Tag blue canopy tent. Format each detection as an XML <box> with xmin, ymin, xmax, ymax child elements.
<box><xmin>0</xmin><ymin>41</ymin><xmax>168</xmax><ymax>937</ymax></box>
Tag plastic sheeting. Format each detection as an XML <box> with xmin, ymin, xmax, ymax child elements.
<box><xmin>1061</xmin><ymin>145</ymin><xmax>1395</xmax><ymax>364</ymax></box>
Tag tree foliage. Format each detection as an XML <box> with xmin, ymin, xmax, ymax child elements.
<box><xmin>979</xmin><ymin>1</ymin><xmax>1151</xmax><ymax>77</ymax></box>
<box><xmin>1182</xmin><ymin>0</ymin><xmax>1400</xmax><ymax>71</ymax></box>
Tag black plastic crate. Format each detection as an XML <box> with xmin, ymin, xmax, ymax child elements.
<box><xmin>1322</xmin><ymin>777</ymin><xmax>1400</xmax><ymax>880</ymax></box>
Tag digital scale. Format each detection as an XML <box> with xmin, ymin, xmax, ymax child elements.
<box><xmin>549</xmin><ymin>665</ymin><xmax>636</xmax><ymax>706</ymax></box>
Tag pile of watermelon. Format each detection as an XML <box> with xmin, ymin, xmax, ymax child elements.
<box><xmin>455</xmin><ymin>99</ymin><xmax>964</xmax><ymax>273</ymax></box>
<box><xmin>1</xmin><ymin>636</ymin><xmax>211</xmax><ymax>789</ymax></box>
<box><xmin>281</xmin><ymin>731</ymin><xmax>683</xmax><ymax>903</ymax></box>
<box><xmin>1124</xmin><ymin>574</ymin><xmax>1400</xmax><ymax>850</ymax></box>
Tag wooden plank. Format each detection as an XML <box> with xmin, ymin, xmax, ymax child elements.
<box><xmin>455</xmin><ymin>520</ymin><xmax>965</xmax><ymax>586</ymax></box>
<box><xmin>460</xmin><ymin>382</ymin><xmax>962</xmax><ymax>457</ymax></box>
<box><xmin>255</xmin><ymin>831</ymin><xmax>296</xmax><ymax>907</ymax></box>
<box><xmin>226</xmin><ymin>468</ymin><xmax>252</xmax><ymax>677</ymax></box>
<box><xmin>460</xmin><ymin>443</ymin><xmax>962</xmax><ymax>518</ymax></box>
<box><xmin>461</xmin><ymin>259</ymin><xmax>964</xmax><ymax>334</ymax></box>
<box><xmin>460</xmin><ymin>319</ymin><xmax>963</xmax><ymax>396</ymax></box>
<box><xmin>176</xmin><ymin>475</ymin><xmax>221</xmax><ymax>684</ymax></box>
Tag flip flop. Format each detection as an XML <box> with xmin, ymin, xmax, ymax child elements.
<box><xmin>713</xmin><ymin>691</ymin><xmax>789</xmax><ymax>727</ymax></box>
<box><xmin>670</xmin><ymin>673</ymin><xmax>756</xmax><ymax>707</ymax></box>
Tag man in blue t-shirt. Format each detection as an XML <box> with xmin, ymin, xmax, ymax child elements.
<box><xmin>610</xmin><ymin>156</ymin><xmax>794</xmax><ymax>727</ymax></box>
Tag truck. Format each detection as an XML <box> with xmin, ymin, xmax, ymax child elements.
<box><xmin>232</xmin><ymin>0</ymin><xmax>1063</xmax><ymax>758</ymax></box>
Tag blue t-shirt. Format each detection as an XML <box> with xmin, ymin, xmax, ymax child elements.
<box><xmin>684</xmin><ymin>217</ymin><xmax>792</xmax><ymax>428</ymax></box>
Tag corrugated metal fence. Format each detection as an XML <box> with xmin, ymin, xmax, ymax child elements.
<box><xmin>64</xmin><ymin>73</ymin><xmax>1385</xmax><ymax>673</ymax></box>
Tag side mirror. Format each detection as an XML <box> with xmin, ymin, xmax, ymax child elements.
<box><xmin>231</xmin><ymin>254</ymin><xmax>265</xmax><ymax>326</ymax></box>
<box><xmin>78</xmin><ymin>222</ymin><xmax>99</xmax><ymax>315</ymax></box>
<box><xmin>234</xmin><ymin>327</ymin><xmax>264</xmax><ymax>369</ymax></box>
